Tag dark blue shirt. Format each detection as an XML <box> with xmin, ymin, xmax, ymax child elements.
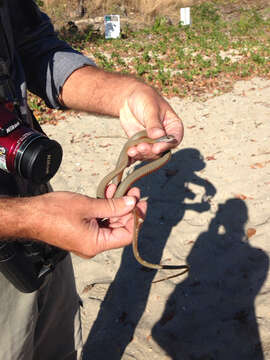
<box><xmin>2</xmin><ymin>0</ymin><xmax>94</xmax><ymax>115</ymax></box>
<box><xmin>0</xmin><ymin>0</ymin><xmax>94</xmax><ymax>195</ymax></box>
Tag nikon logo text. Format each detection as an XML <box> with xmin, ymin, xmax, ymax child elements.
<box><xmin>6</xmin><ymin>121</ymin><xmax>20</xmax><ymax>134</ymax></box>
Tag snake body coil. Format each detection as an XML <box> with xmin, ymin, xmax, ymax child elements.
<box><xmin>97</xmin><ymin>130</ymin><xmax>189</xmax><ymax>273</ymax></box>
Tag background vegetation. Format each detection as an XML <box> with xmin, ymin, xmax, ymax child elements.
<box><xmin>31</xmin><ymin>0</ymin><xmax>270</xmax><ymax>123</ymax></box>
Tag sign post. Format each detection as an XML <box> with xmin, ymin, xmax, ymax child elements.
<box><xmin>104</xmin><ymin>15</ymin><xmax>121</xmax><ymax>39</ymax></box>
<box><xmin>180</xmin><ymin>7</ymin><xmax>191</xmax><ymax>26</ymax></box>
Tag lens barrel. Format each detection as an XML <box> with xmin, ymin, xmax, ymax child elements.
<box><xmin>0</xmin><ymin>105</ymin><xmax>63</xmax><ymax>183</ymax></box>
<box><xmin>18</xmin><ymin>135</ymin><xmax>63</xmax><ymax>184</ymax></box>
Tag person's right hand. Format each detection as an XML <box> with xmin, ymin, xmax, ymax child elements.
<box><xmin>26</xmin><ymin>188</ymin><xmax>146</xmax><ymax>258</ymax></box>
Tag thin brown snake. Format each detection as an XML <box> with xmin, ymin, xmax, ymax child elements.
<box><xmin>97</xmin><ymin>130</ymin><xmax>189</xmax><ymax>278</ymax></box>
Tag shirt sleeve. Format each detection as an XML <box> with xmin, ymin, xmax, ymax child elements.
<box><xmin>9</xmin><ymin>0</ymin><xmax>95</xmax><ymax>109</ymax></box>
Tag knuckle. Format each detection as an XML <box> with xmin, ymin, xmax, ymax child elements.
<box><xmin>107</xmin><ymin>198</ymin><xmax>118</xmax><ymax>215</ymax></box>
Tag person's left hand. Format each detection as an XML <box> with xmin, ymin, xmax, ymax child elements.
<box><xmin>120</xmin><ymin>84</ymin><xmax>184</xmax><ymax>160</ymax></box>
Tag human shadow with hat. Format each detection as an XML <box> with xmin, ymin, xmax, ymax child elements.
<box><xmin>152</xmin><ymin>198</ymin><xmax>268</xmax><ymax>360</ymax></box>
<box><xmin>83</xmin><ymin>147</ymin><xmax>216</xmax><ymax>359</ymax></box>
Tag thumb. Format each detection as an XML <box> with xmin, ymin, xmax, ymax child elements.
<box><xmin>89</xmin><ymin>196</ymin><xmax>136</xmax><ymax>219</ymax></box>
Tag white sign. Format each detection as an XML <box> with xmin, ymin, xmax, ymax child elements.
<box><xmin>180</xmin><ymin>7</ymin><xmax>191</xmax><ymax>26</ymax></box>
<box><xmin>104</xmin><ymin>15</ymin><xmax>120</xmax><ymax>39</ymax></box>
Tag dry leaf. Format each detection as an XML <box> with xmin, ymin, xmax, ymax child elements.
<box><xmin>235</xmin><ymin>194</ymin><xmax>247</xmax><ymax>200</ymax></box>
<box><xmin>160</xmin><ymin>310</ymin><xmax>176</xmax><ymax>326</ymax></box>
<box><xmin>82</xmin><ymin>284</ymin><xmax>94</xmax><ymax>294</ymax></box>
<box><xmin>251</xmin><ymin>160</ymin><xmax>270</xmax><ymax>169</ymax></box>
<box><xmin>99</xmin><ymin>144</ymin><xmax>111</xmax><ymax>148</ymax></box>
<box><xmin>251</xmin><ymin>162</ymin><xmax>264</xmax><ymax>169</ymax></box>
<box><xmin>246</xmin><ymin>228</ymin><xmax>256</xmax><ymax>238</ymax></box>
<box><xmin>165</xmin><ymin>169</ymin><xmax>178</xmax><ymax>177</ymax></box>
<box><xmin>206</xmin><ymin>155</ymin><xmax>216</xmax><ymax>161</ymax></box>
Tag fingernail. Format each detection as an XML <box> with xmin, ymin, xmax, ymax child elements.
<box><xmin>124</xmin><ymin>196</ymin><xmax>135</xmax><ymax>206</ymax></box>
<box><xmin>128</xmin><ymin>149</ymin><xmax>136</xmax><ymax>157</ymax></box>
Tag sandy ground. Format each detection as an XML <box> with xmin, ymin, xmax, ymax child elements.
<box><xmin>44</xmin><ymin>77</ymin><xmax>270</xmax><ymax>360</ymax></box>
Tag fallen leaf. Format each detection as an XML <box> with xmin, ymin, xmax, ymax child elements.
<box><xmin>99</xmin><ymin>144</ymin><xmax>111</xmax><ymax>148</ymax></box>
<box><xmin>246</xmin><ymin>228</ymin><xmax>256</xmax><ymax>238</ymax></box>
<box><xmin>233</xmin><ymin>309</ymin><xmax>249</xmax><ymax>324</ymax></box>
<box><xmin>82</xmin><ymin>284</ymin><xmax>94</xmax><ymax>294</ymax></box>
<box><xmin>251</xmin><ymin>162</ymin><xmax>264</xmax><ymax>169</ymax></box>
<box><xmin>160</xmin><ymin>310</ymin><xmax>175</xmax><ymax>326</ymax></box>
<box><xmin>206</xmin><ymin>155</ymin><xmax>216</xmax><ymax>161</ymax></box>
<box><xmin>165</xmin><ymin>169</ymin><xmax>178</xmax><ymax>177</ymax></box>
<box><xmin>235</xmin><ymin>194</ymin><xmax>247</xmax><ymax>200</ymax></box>
<box><xmin>119</xmin><ymin>311</ymin><xmax>128</xmax><ymax>323</ymax></box>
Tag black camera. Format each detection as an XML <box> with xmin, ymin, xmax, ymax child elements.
<box><xmin>0</xmin><ymin>104</ymin><xmax>62</xmax><ymax>184</ymax></box>
<box><xmin>0</xmin><ymin>240</ymin><xmax>67</xmax><ymax>293</ymax></box>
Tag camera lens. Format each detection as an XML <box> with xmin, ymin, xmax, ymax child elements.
<box><xmin>18</xmin><ymin>137</ymin><xmax>63</xmax><ymax>184</ymax></box>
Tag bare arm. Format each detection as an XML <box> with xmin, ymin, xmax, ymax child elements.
<box><xmin>60</xmin><ymin>65</ymin><xmax>140</xmax><ymax>117</ymax></box>
<box><xmin>60</xmin><ymin>66</ymin><xmax>184</xmax><ymax>160</ymax></box>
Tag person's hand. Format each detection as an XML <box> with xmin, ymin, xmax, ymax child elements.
<box><xmin>27</xmin><ymin>188</ymin><xmax>146</xmax><ymax>258</ymax></box>
<box><xmin>60</xmin><ymin>66</ymin><xmax>183</xmax><ymax>159</ymax></box>
<box><xmin>120</xmin><ymin>84</ymin><xmax>184</xmax><ymax>160</ymax></box>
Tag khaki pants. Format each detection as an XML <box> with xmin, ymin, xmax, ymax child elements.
<box><xmin>0</xmin><ymin>254</ymin><xmax>83</xmax><ymax>360</ymax></box>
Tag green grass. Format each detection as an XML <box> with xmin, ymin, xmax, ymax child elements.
<box><xmin>31</xmin><ymin>1</ymin><xmax>270</xmax><ymax>122</ymax></box>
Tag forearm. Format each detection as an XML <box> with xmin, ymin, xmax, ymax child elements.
<box><xmin>60</xmin><ymin>64</ymin><xmax>183</xmax><ymax>160</ymax></box>
<box><xmin>60</xmin><ymin>65</ymin><xmax>150</xmax><ymax>117</ymax></box>
<box><xmin>0</xmin><ymin>197</ymin><xmax>33</xmax><ymax>240</ymax></box>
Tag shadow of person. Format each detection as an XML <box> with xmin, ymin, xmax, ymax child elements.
<box><xmin>152</xmin><ymin>198</ymin><xmax>269</xmax><ymax>360</ymax></box>
<box><xmin>83</xmin><ymin>148</ymin><xmax>216</xmax><ymax>360</ymax></box>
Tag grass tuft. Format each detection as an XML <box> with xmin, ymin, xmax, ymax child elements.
<box><xmin>31</xmin><ymin>0</ymin><xmax>270</xmax><ymax>123</ymax></box>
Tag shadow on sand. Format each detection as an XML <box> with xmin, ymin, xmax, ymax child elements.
<box><xmin>83</xmin><ymin>148</ymin><xmax>268</xmax><ymax>360</ymax></box>
<box><xmin>152</xmin><ymin>198</ymin><xmax>268</xmax><ymax>360</ymax></box>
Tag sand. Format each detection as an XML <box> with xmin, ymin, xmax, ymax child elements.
<box><xmin>43</xmin><ymin>77</ymin><xmax>270</xmax><ymax>360</ymax></box>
